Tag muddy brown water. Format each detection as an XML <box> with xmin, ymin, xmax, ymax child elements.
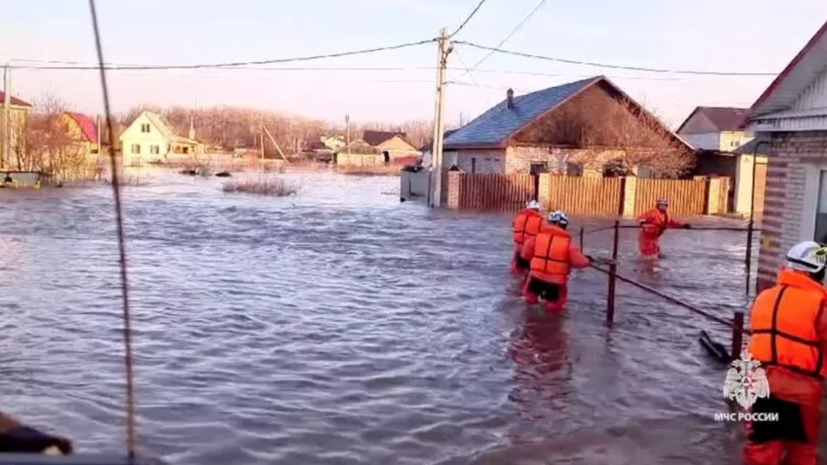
<box><xmin>0</xmin><ymin>172</ymin><xmax>819</xmax><ymax>464</ymax></box>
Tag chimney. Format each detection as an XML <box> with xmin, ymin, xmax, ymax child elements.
<box><xmin>506</xmin><ymin>88</ymin><xmax>514</xmax><ymax>109</ymax></box>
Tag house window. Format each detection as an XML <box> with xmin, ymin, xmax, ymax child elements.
<box><xmin>141</xmin><ymin>124</ymin><xmax>150</xmax><ymax>133</ymax></box>
<box><xmin>815</xmin><ymin>171</ymin><xmax>827</xmax><ymax>244</ymax></box>
<box><xmin>131</xmin><ymin>144</ymin><xmax>141</xmax><ymax>154</ymax></box>
<box><xmin>150</xmin><ymin>145</ymin><xmax>160</xmax><ymax>155</ymax></box>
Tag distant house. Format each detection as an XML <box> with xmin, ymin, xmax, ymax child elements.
<box><xmin>748</xmin><ymin>19</ymin><xmax>827</xmax><ymax>293</ymax></box>
<box><xmin>442</xmin><ymin>76</ymin><xmax>692</xmax><ymax>176</ymax></box>
<box><xmin>677</xmin><ymin>107</ymin><xmax>753</xmax><ymax>152</ymax></box>
<box><xmin>678</xmin><ymin>107</ymin><xmax>767</xmax><ymax>216</ymax></box>
<box><xmin>119</xmin><ymin>111</ymin><xmax>203</xmax><ymax>166</ymax></box>
<box><xmin>335</xmin><ymin>139</ymin><xmax>384</xmax><ymax>166</ymax></box>
<box><xmin>362</xmin><ymin>130</ymin><xmax>421</xmax><ymax>163</ymax></box>
<box><xmin>62</xmin><ymin>112</ymin><xmax>101</xmax><ymax>158</ymax></box>
<box><xmin>0</xmin><ymin>90</ymin><xmax>32</xmax><ymax>169</ymax></box>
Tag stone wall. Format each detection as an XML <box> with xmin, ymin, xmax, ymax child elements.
<box><xmin>756</xmin><ymin>131</ymin><xmax>827</xmax><ymax>293</ymax></box>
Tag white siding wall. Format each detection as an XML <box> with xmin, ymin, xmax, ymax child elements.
<box><xmin>793</xmin><ymin>68</ymin><xmax>827</xmax><ymax>111</ymax></box>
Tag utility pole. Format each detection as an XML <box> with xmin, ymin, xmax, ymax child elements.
<box><xmin>345</xmin><ymin>114</ymin><xmax>351</xmax><ymax>156</ymax></box>
<box><xmin>96</xmin><ymin>114</ymin><xmax>102</xmax><ymax>155</ymax></box>
<box><xmin>429</xmin><ymin>28</ymin><xmax>452</xmax><ymax>208</ymax></box>
<box><xmin>260</xmin><ymin>123</ymin><xmax>265</xmax><ymax>161</ymax></box>
<box><xmin>2</xmin><ymin>63</ymin><xmax>10</xmax><ymax>170</ymax></box>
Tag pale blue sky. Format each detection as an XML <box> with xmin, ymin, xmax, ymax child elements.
<box><xmin>1</xmin><ymin>0</ymin><xmax>826</xmax><ymax>128</ymax></box>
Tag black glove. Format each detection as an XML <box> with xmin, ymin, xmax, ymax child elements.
<box><xmin>0</xmin><ymin>425</ymin><xmax>73</xmax><ymax>455</ymax></box>
<box><xmin>586</xmin><ymin>255</ymin><xmax>595</xmax><ymax>262</ymax></box>
<box><xmin>683</xmin><ymin>224</ymin><xmax>692</xmax><ymax>229</ymax></box>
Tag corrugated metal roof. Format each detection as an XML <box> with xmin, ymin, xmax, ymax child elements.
<box><xmin>0</xmin><ymin>91</ymin><xmax>32</xmax><ymax>108</ymax></box>
<box><xmin>65</xmin><ymin>112</ymin><xmax>98</xmax><ymax>143</ymax></box>
<box><xmin>443</xmin><ymin>77</ymin><xmax>599</xmax><ymax>148</ymax></box>
<box><xmin>750</xmin><ymin>19</ymin><xmax>827</xmax><ymax>118</ymax></box>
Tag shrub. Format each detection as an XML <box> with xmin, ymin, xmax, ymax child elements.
<box><xmin>222</xmin><ymin>177</ymin><xmax>299</xmax><ymax>197</ymax></box>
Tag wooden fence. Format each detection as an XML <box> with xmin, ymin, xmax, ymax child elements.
<box><xmin>450</xmin><ymin>173</ymin><xmax>534</xmax><ymax>211</ymax></box>
<box><xmin>634</xmin><ymin>178</ymin><xmax>707</xmax><ymax>216</ymax></box>
<box><xmin>444</xmin><ymin>172</ymin><xmax>729</xmax><ymax>217</ymax></box>
<box><xmin>546</xmin><ymin>176</ymin><xmax>623</xmax><ymax>216</ymax></box>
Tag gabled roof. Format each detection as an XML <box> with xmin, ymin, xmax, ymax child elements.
<box><xmin>65</xmin><ymin>112</ymin><xmax>98</xmax><ymax>143</ymax></box>
<box><xmin>363</xmin><ymin>130</ymin><xmax>406</xmax><ymax>147</ymax></box>
<box><xmin>750</xmin><ymin>19</ymin><xmax>827</xmax><ymax>118</ymax></box>
<box><xmin>133</xmin><ymin>111</ymin><xmax>198</xmax><ymax>144</ymax></box>
<box><xmin>444</xmin><ymin>77</ymin><xmax>599</xmax><ymax>148</ymax></box>
<box><xmin>676</xmin><ymin>107</ymin><xmax>750</xmax><ymax>133</ymax></box>
<box><xmin>444</xmin><ymin>76</ymin><xmax>690</xmax><ymax>151</ymax></box>
<box><xmin>0</xmin><ymin>90</ymin><xmax>32</xmax><ymax>108</ymax></box>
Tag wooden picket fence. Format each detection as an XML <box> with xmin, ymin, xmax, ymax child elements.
<box><xmin>443</xmin><ymin>172</ymin><xmax>723</xmax><ymax>216</ymax></box>
<box><xmin>454</xmin><ymin>173</ymin><xmax>534</xmax><ymax>211</ymax></box>
<box><xmin>546</xmin><ymin>176</ymin><xmax>623</xmax><ymax>216</ymax></box>
<box><xmin>634</xmin><ymin>178</ymin><xmax>707</xmax><ymax>216</ymax></box>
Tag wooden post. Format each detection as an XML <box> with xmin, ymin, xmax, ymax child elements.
<box><xmin>745</xmin><ymin>219</ymin><xmax>754</xmax><ymax>296</ymax></box>
<box><xmin>607</xmin><ymin>220</ymin><xmax>620</xmax><ymax>325</ymax></box>
<box><xmin>732</xmin><ymin>311</ymin><xmax>745</xmax><ymax>361</ymax></box>
<box><xmin>579</xmin><ymin>226</ymin><xmax>585</xmax><ymax>251</ymax></box>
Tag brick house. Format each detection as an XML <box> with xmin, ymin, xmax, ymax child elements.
<box><xmin>749</xmin><ymin>19</ymin><xmax>827</xmax><ymax>292</ymax></box>
<box><xmin>442</xmin><ymin>76</ymin><xmax>691</xmax><ymax>176</ymax></box>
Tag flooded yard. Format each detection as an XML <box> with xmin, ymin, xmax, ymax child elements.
<box><xmin>0</xmin><ymin>171</ymin><xmax>800</xmax><ymax>464</ymax></box>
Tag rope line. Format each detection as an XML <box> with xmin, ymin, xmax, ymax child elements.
<box><xmin>87</xmin><ymin>0</ymin><xmax>137</xmax><ymax>459</ymax></box>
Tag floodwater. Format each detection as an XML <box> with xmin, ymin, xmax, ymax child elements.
<box><xmin>0</xmin><ymin>171</ymin><xmax>815</xmax><ymax>464</ymax></box>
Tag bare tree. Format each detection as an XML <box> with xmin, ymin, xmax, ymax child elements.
<box><xmin>25</xmin><ymin>93</ymin><xmax>99</xmax><ymax>178</ymax></box>
<box><xmin>513</xmin><ymin>85</ymin><xmax>694</xmax><ymax>177</ymax></box>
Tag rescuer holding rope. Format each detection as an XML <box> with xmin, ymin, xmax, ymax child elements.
<box><xmin>743</xmin><ymin>241</ymin><xmax>827</xmax><ymax>465</ymax></box>
<box><xmin>511</xmin><ymin>200</ymin><xmax>544</xmax><ymax>272</ymax></box>
<box><xmin>637</xmin><ymin>198</ymin><xmax>690</xmax><ymax>259</ymax></box>
<box><xmin>521</xmin><ymin>211</ymin><xmax>591</xmax><ymax>311</ymax></box>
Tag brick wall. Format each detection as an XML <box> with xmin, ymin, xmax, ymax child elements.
<box><xmin>756</xmin><ymin>131</ymin><xmax>827</xmax><ymax>292</ymax></box>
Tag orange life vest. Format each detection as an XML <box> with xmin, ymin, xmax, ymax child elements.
<box><xmin>513</xmin><ymin>211</ymin><xmax>543</xmax><ymax>245</ymax></box>
<box><xmin>642</xmin><ymin>209</ymin><xmax>670</xmax><ymax>237</ymax></box>
<box><xmin>529</xmin><ymin>228</ymin><xmax>572</xmax><ymax>277</ymax></box>
<box><xmin>749</xmin><ymin>269</ymin><xmax>827</xmax><ymax>379</ymax></box>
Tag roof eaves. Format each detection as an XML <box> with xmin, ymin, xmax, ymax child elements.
<box><xmin>750</xmin><ymin>19</ymin><xmax>827</xmax><ymax>117</ymax></box>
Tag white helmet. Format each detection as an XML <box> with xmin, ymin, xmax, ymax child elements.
<box><xmin>786</xmin><ymin>241</ymin><xmax>827</xmax><ymax>273</ymax></box>
<box><xmin>548</xmin><ymin>210</ymin><xmax>569</xmax><ymax>227</ymax></box>
<box><xmin>657</xmin><ymin>198</ymin><xmax>669</xmax><ymax>207</ymax></box>
<box><xmin>526</xmin><ymin>200</ymin><xmax>540</xmax><ymax>211</ymax></box>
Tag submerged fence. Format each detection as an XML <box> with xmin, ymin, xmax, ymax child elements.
<box><xmin>443</xmin><ymin>172</ymin><xmax>730</xmax><ymax>217</ymax></box>
<box><xmin>582</xmin><ymin>220</ymin><xmax>754</xmax><ymax>361</ymax></box>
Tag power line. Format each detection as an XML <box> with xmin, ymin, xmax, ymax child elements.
<box><xmin>470</xmin><ymin>0</ymin><xmax>549</xmax><ymax>70</ymax></box>
<box><xmin>450</xmin><ymin>0</ymin><xmax>490</xmax><ymax>37</ymax></box>
<box><xmin>456</xmin><ymin>41</ymin><xmax>779</xmax><ymax>76</ymax></box>
<box><xmin>8</xmin><ymin>39</ymin><xmax>436</xmax><ymax>71</ymax></box>
<box><xmin>452</xmin><ymin>47</ymin><xmax>482</xmax><ymax>88</ymax></box>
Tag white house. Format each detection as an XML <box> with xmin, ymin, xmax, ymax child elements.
<box><xmin>119</xmin><ymin>111</ymin><xmax>202</xmax><ymax>166</ymax></box>
<box><xmin>749</xmin><ymin>19</ymin><xmax>827</xmax><ymax>292</ymax></box>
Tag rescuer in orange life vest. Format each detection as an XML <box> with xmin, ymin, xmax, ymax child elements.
<box><xmin>521</xmin><ymin>211</ymin><xmax>592</xmax><ymax>312</ymax></box>
<box><xmin>637</xmin><ymin>198</ymin><xmax>690</xmax><ymax>259</ymax></box>
<box><xmin>511</xmin><ymin>200</ymin><xmax>544</xmax><ymax>272</ymax></box>
<box><xmin>743</xmin><ymin>241</ymin><xmax>827</xmax><ymax>465</ymax></box>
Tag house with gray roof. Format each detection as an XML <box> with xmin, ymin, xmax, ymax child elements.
<box><xmin>442</xmin><ymin>76</ymin><xmax>691</xmax><ymax>177</ymax></box>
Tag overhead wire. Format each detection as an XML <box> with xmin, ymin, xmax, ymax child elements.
<box><xmin>450</xmin><ymin>0</ymin><xmax>490</xmax><ymax>37</ymax></box>
<box><xmin>455</xmin><ymin>41</ymin><xmax>779</xmax><ymax>76</ymax></box>
<box><xmin>466</xmin><ymin>0</ymin><xmax>550</xmax><ymax>73</ymax></box>
<box><xmin>87</xmin><ymin>0</ymin><xmax>137</xmax><ymax>459</ymax></box>
<box><xmin>7</xmin><ymin>39</ymin><xmax>437</xmax><ymax>71</ymax></box>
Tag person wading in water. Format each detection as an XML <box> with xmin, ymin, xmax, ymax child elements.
<box><xmin>743</xmin><ymin>241</ymin><xmax>827</xmax><ymax>465</ymax></box>
<box><xmin>511</xmin><ymin>200</ymin><xmax>544</xmax><ymax>273</ymax></box>
<box><xmin>637</xmin><ymin>198</ymin><xmax>690</xmax><ymax>260</ymax></box>
<box><xmin>521</xmin><ymin>211</ymin><xmax>591</xmax><ymax>312</ymax></box>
